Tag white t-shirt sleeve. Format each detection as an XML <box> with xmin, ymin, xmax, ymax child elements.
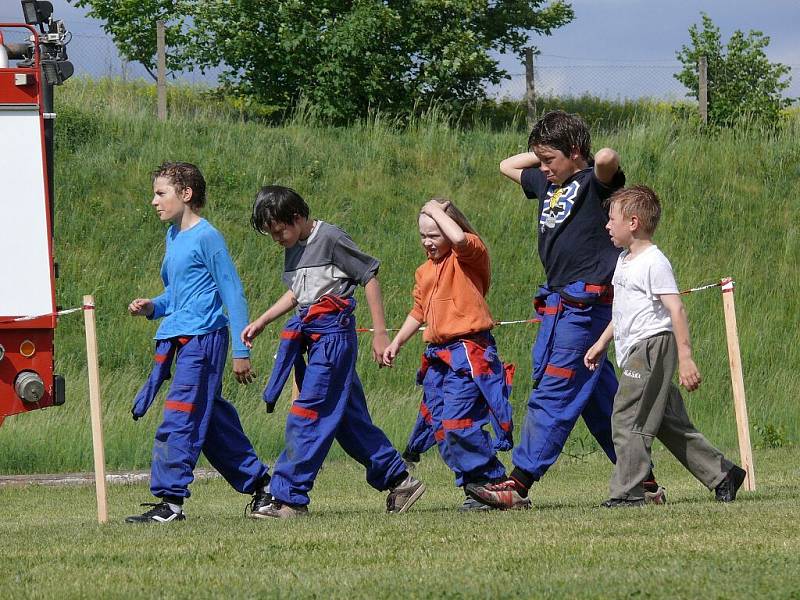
<box><xmin>648</xmin><ymin>254</ymin><xmax>679</xmax><ymax>297</ymax></box>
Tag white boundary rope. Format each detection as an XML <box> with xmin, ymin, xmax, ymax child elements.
<box><xmin>0</xmin><ymin>306</ymin><xmax>86</xmax><ymax>325</ymax></box>
<box><xmin>0</xmin><ymin>279</ymin><xmax>731</xmax><ymax>330</ymax></box>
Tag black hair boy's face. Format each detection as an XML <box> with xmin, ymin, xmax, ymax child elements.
<box><xmin>267</xmin><ymin>216</ymin><xmax>304</xmax><ymax>248</ymax></box>
<box><xmin>532</xmin><ymin>144</ymin><xmax>585</xmax><ymax>186</ymax></box>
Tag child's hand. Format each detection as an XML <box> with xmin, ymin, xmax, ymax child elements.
<box><xmin>583</xmin><ymin>342</ymin><xmax>606</xmax><ymax>371</ymax></box>
<box><xmin>372</xmin><ymin>330</ymin><xmax>390</xmax><ymax>365</ymax></box>
<box><xmin>421</xmin><ymin>199</ymin><xmax>449</xmax><ymax>216</ymax></box>
<box><xmin>128</xmin><ymin>298</ymin><xmax>154</xmax><ymax>317</ymax></box>
<box><xmin>382</xmin><ymin>341</ymin><xmax>401</xmax><ymax>367</ymax></box>
<box><xmin>241</xmin><ymin>317</ymin><xmax>267</xmax><ymax>349</ymax></box>
<box><xmin>678</xmin><ymin>358</ymin><xmax>702</xmax><ymax>392</ymax></box>
<box><xmin>232</xmin><ymin>358</ymin><xmax>256</xmax><ymax>384</ymax></box>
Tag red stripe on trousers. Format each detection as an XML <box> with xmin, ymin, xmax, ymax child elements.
<box><xmin>434</xmin><ymin>429</ymin><xmax>445</xmax><ymax>442</ymax></box>
<box><xmin>420</xmin><ymin>402</ymin><xmax>433</xmax><ymax>424</ymax></box>
<box><xmin>504</xmin><ymin>363</ymin><xmax>516</xmax><ymax>386</ymax></box>
<box><xmin>545</xmin><ymin>364</ymin><xmax>575</xmax><ymax>379</ymax></box>
<box><xmin>165</xmin><ymin>400</ymin><xmax>194</xmax><ymax>412</ymax></box>
<box><xmin>290</xmin><ymin>404</ymin><xmax>319</xmax><ymax>421</ymax></box>
<box><xmin>465</xmin><ymin>341</ymin><xmax>493</xmax><ymax>377</ymax></box>
<box><xmin>443</xmin><ymin>418</ymin><xmax>474</xmax><ymax>430</ymax></box>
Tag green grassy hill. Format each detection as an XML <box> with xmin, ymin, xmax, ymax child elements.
<box><xmin>2</xmin><ymin>79</ymin><xmax>798</xmax><ymax>472</ymax></box>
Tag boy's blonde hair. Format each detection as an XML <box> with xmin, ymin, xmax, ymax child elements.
<box><xmin>426</xmin><ymin>197</ymin><xmax>479</xmax><ymax>236</ymax></box>
<box><xmin>609</xmin><ymin>185</ymin><xmax>662</xmax><ymax>235</ymax></box>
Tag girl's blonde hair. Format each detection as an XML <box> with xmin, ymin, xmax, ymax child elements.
<box><xmin>426</xmin><ymin>197</ymin><xmax>479</xmax><ymax>236</ymax></box>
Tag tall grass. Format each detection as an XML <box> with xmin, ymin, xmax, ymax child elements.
<box><xmin>1</xmin><ymin>79</ymin><xmax>798</xmax><ymax>472</ymax></box>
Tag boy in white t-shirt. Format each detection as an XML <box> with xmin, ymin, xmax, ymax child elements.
<box><xmin>584</xmin><ymin>185</ymin><xmax>746</xmax><ymax>507</ymax></box>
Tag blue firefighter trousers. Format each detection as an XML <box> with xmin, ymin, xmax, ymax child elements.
<box><xmin>512</xmin><ymin>300</ymin><xmax>618</xmax><ymax>482</ymax></box>
<box><xmin>269</xmin><ymin>329</ymin><xmax>407</xmax><ymax>506</ymax></box>
<box><xmin>150</xmin><ymin>328</ymin><xmax>269</xmax><ymax>499</ymax></box>
<box><xmin>420</xmin><ymin>359</ymin><xmax>507</xmax><ymax>487</ymax></box>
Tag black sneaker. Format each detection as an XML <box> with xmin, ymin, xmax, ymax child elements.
<box><xmin>246</xmin><ymin>487</ymin><xmax>273</xmax><ymax>519</ymax></box>
<box><xmin>600</xmin><ymin>498</ymin><xmax>646</xmax><ymax>508</ymax></box>
<box><xmin>125</xmin><ymin>502</ymin><xmax>185</xmax><ymax>523</ymax></box>
<box><xmin>715</xmin><ymin>465</ymin><xmax>746</xmax><ymax>502</ymax></box>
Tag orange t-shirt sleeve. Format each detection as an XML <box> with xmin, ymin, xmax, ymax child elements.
<box><xmin>409</xmin><ymin>267</ymin><xmax>426</xmax><ymax>323</ymax></box>
<box><xmin>453</xmin><ymin>233</ymin><xmax>487</xmax><ymax>264</ymax></box>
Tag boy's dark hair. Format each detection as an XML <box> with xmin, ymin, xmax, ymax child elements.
<box><xmin>152</xmin><ymin>162</ymin><xmax>206</xmax><ymax>209</ymax></box>
<box><xmin>250</xmin><ymin>185</ymin><xmax>310</xmax><ymax>234</ymax></box>
<box><xmin>528</xmin><ymin>110</ymin><xmax>592</xmax><ymax>161</ymax></box>
<box><xmin>609</xmin><ymin>185</ymin><xmax>662</xmax><ymax>235</ymax></box>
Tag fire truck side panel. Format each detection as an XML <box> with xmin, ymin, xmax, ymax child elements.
<box><xmin>0</xmin><ymin>58</ymin><xmax>57</xmax><ymax>413</ymax></box>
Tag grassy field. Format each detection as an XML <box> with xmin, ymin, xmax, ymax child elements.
<box><xmin>1</xmin><ymin>79</ymin><xmax>799</xmax><ymax>472</ymax></box>
<box><xmin>1</xmin><ymin>447</ymin><xmax>799</xmax><ymax>599</ymax></box>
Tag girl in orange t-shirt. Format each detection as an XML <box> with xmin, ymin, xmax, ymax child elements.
<box><xmin>383</xmin><ymin>199</ymin><xmax>516</xmax><ymax>511</ymax></box>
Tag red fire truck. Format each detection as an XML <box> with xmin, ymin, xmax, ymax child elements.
<box><xmin>0</xmin><ymin>1</ymin><xmax>73</xmax><ymax>427</ymax></box>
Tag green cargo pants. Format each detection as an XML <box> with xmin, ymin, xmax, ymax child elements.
<box><xmin>609</xmin><ymin>331</ymin><xmax>733</xmax><ymax>501</ymax></box>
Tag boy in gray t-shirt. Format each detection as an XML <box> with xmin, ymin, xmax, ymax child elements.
<box><xmin>240</xmin><ymin>186</ymin><xmax>425</xmax><ymax>519</ymax></box>
<box><xmin>584</xmin><ymin>185</ymin><xmax>746</xmax><ymax>507</ymax></box>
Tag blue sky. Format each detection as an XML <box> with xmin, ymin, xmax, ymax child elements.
<box><xmin>2</xmin><ymin>0</ymin><xmax>798</xmax><ymax>99</ymax></box>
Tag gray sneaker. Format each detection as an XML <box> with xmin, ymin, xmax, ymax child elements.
<box><xmin>459</xmin><ymin>496</ymin><xmax>495</xmax><ymax>512</ymax></box>
<box><xmin>386</xmin><ymin>475</ymin><xmax>426</xmax><ymax>514</ymax></box>
<box><xmin>644</xmin><ymin>486</ymin><xmax>667</xmax><ymax>505</ymax></box>
<box><xmin>251</xmin><ymin>501</ymin><xmax>309</xmax><ymax>519</ymax></box>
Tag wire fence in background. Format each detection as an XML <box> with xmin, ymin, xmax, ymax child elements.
<box><xmin>495</xmin><ymin>66</ymin><xmax>690</xmax><ymax>101</ymax></box>
<box><xmin>6</xmin><ymin>30</ymin><xmax>798</xmax><ymax>103</ymax></box>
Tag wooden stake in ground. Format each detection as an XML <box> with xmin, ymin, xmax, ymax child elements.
<box><xmin>83</xmin><ymin>295</ymin><xmax>108</xmax><ymax>522</ymax></box>
<box><xmin>720</xmin><ymin>278</ymin><xmax>755</xmax><ymax>491</ymax></box>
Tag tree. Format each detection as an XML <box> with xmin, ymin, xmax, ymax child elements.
<box><xmin>75</xmin><ymin>0</ymin><xmax>574</xmax><ymax>123</ymax></box>
<box><xmin>675</xmin><ymin>13</ymin><xmax>793</xmax><ymax>127</ymax></box>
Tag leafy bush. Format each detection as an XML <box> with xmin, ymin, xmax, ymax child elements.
<box><xmin>675</xmin><ymin>13</ymin><xmax>794</xmax><ymax>127</ymax></box>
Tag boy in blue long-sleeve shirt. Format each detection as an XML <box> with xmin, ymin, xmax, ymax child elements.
<box><xmin>126</xmin><ymin>162</ymin><xmax>271</xmax><ymax>523</ymax></box>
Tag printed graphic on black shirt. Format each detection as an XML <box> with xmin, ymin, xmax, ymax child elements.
<box><xmin>539</xmin><ymin>180</ymin><xmax>581</xmax><ymax>233</ymax></box>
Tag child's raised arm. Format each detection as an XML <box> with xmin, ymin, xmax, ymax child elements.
<box><xmin>241</xmin><ymin>290</ymin><xmax>297</xmax><ymax>349</ymax></box>
<box><xmin>420</xmin><ymin>200</ymin><xmax>466</xmax><ymax>248</ymax></box>
<box><xmin>593</xmin><ymin>147</ymin><xmax>621</xmax><ymax>185</ymax></box>
<box><xmin>499</xmin><ymin>151</ymin><xmax>541</xmax><ymax>184</ymax></box>
<box><xmin>660</xmin><ymin>294</ymin><xmax>701</xmax><ymax>391</ymax></box>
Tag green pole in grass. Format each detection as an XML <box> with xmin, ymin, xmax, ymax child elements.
<box><xmin>720</xmin><ymin>278</ymin><xmax>756</xmax><ymax>491</ymax></box>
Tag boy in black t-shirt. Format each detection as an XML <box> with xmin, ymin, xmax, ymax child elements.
<box><xmin>467</xmin><ymin>111</ymin><xmax>664</xmax><ymax>509</ymax></box>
